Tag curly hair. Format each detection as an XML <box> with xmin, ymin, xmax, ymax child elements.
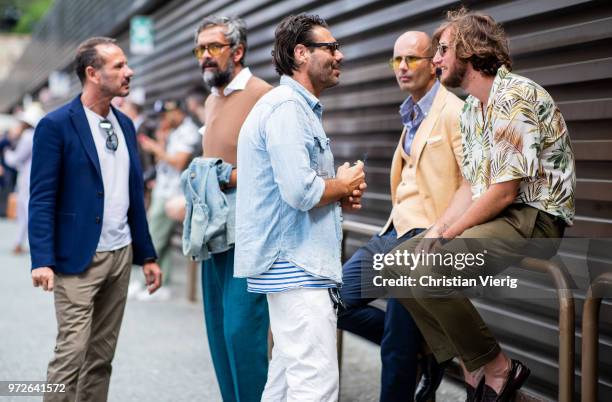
<box><xmin>272</xmin><ymin>14</ymin><xmax>328</xmax><ymax>76</ymax></box>
<box><xmin>433</xmin><ymin>7</ymin><xmax>511</xmax><ymax>76</ymax></box>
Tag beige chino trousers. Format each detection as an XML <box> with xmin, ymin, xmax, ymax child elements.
<box><xmin>44</xmin><ymin>245</ymin><xmax>132</xmax><ymax>402</ymax></box>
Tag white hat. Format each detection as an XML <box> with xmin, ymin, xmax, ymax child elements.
<box><xmin>17</xmin><ymin>102</ymin><xmax>45</xmax><ymax>128</ymax></box>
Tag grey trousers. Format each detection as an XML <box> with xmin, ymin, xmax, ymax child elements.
<box><xmin>45</xmin><ymin>245</ymin><xmax>132</xmax><ymax>402</ymax></box>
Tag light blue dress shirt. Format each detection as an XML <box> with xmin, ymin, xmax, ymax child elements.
<box><xmin>399</xmin><ymin>80</ymin><xmax>440</xmax><ymax>154</ymax></box>
<box><xmin>234</xmin><ymin>75</ymin><xmax>343</xmax><ymax>283</ymax></box>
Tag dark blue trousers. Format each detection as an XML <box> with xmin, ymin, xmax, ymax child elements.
<box><xmin>338</xmin><ymin>227</ymin><xmax>424</xmax><ymax>402</ymax></box>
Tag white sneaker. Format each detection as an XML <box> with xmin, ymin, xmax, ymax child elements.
<box><xmin>136</xmin><ymin>286</ymin><xmax>171</xmax><ymax>302</ymax></box>
<box><xmin>127</xmin><ymin>281</ymin><xmax>144</xmax><ymax>300</ymax></box>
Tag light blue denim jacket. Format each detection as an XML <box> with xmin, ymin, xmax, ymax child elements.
<box><xmin>181</xmin><ymin>157</ymin><xmax>234</xmax><ymax>261</ymax></box>
<box><xmin>234</xmin><ymin>75</ymin><xmax>343</xmax><ymax>283</ymax></box>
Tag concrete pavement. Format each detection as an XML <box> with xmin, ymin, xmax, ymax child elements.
<box><xmin>0</xmin><ymin>218</ymin><xmax>463</xmax><ymax>401</ymax></box>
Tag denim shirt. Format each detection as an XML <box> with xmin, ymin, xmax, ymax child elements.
<box><xmin>234</xmin><ymin>75</ymin><xmax>343</xmax><ymax>283</ymax></box>
<box><xmin>181</xmin><ymin>157</ymin><xmax>234</xmax><ymax>261</ymax></box>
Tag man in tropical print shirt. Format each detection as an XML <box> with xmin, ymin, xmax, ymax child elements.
<box><xmin>382</xmin><ymin>8</ymin><xmax>575</xmax><ymax>402</ymax></box>
<box><xmin>461</xmin><ymin>65</ymin><xmax>575</xmax><ymax>225</ymax></box>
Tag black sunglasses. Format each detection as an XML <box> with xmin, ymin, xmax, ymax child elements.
<box><xmin>99</xmin><ymin>119</ymin><xmax>118</xmax><ymax>151</ymax></box>
<box><xmin>305</xmin><ymin>41</ymin><xmax>340</xmax><ymax>54</ymax></box>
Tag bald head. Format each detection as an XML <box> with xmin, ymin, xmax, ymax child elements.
<box><xmin>394</xmin><ymin>31</ymin><xmax>432</xmax><ymax>57</ymax></box>
<box><xmin>391</xmin><ymin>31</ymin><xmax>436</xmax><ymax>100</ymax></box>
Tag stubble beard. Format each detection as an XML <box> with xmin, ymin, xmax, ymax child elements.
<box><xmin>309</xmin><ymin>61</ymin><xmax>340</xmax><ymax>93</ymax></box>
<box><xmin>441</xmin><ymin>59</ymin><xmax>467</xmax><ymax>88</ymax></box>
<box><xmin>100</xmin><ymin>76</ymin><xmax>130</xmax><ymax>99</ymax></box>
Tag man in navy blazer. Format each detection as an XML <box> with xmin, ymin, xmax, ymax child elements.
<box><xmin>29</xmin><ymin>37</ymin><xmax>161</xmax><ymax>402</ymax></box>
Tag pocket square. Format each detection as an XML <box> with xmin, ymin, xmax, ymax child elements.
<box><xmin>426</xmin><ymin>136</ymin><xmax>442</xmax><ymax>144</ymax></box>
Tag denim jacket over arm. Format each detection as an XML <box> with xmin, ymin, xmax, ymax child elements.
<box><xmin>234</xmin><ymin>75</ymin><xmax>343</xmax><ymax>283</ymax></box>
<box><xmin>181</xmin><ymin>157</ymin><xmax>234</xmax><ymax>261</ymax></box>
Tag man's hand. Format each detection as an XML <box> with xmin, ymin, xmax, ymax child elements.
<box><xmin>32</xmin><ymin>267</ymin><xmax>55</xmax><ymax>291</ymax></box>
<box><xmin>317</xmin><ymin>161</ymin><xmax>367</xmax><ymax>207</ymax></box>
<box><xmin>142</xmin><ymin>262</ymin><xmax>162</xmax><ymax>294</ymax></box>
<box><xmin>336</xmin><ymin>161</ymin><xmax>366</xmax><ymax>195</ymax></box>
<box><xmin>440</xmin><ymin>224</ymin><xmax>462</xmax><ymax>240</ymax></box>
<box><xmin>341</xmin><ymin>182</ymin><xmax>367</xmax><ymax>211</ymax></box>
<box><xmin>416</xmin><ymin>224</ymin><xmax>449</xmax><ymax>254</ymax></box>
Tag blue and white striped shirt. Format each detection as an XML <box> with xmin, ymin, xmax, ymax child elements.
<box><xmin>247</xmin><ymin>260</ymin><xmax>337</xmax><ymax>294</ymax></box>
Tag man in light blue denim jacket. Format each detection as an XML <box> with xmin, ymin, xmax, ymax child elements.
<box><xmin>235</xmin><ymin>14</ymin><xmax>366</xmax><ymax>401</ymax></box>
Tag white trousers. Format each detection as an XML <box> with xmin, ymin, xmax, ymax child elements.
<box><xmin>262</xmin><ymin>288</ymin><xmax>339</xmax><ymax>402</ymax></box>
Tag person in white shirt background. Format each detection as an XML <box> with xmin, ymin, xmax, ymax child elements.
<box><xmin>4</xmin><ymin>102</ymin><xmax>45</xmax><ymax>254</ymax></box>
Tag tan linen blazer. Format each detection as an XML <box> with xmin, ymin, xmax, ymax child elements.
<box><xmin>381</xmin><ymin>84</ymin><xmax>465</xmax><ymax>236</ymax></box>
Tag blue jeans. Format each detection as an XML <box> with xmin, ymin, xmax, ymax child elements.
<box><xmin>338</xmin><ymin>227</ymin><xmax>424</xmax><ymax>402</ymax></box>
<box><xmin>201</xmin><ymin>248</ymin><xmax>269</xmax><ymax>402</ymax></box>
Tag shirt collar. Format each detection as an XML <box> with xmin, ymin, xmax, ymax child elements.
<box><xmin>489</xmin><ymin>65</ymin><xmax>510</xmax><ymax>98</ymax></box>
<box><xmin>84</xmin><ymin>105</ymin><xmax>114</xmax><ymax>121</ymax></box>
<box><xmin>211</xmin><ymin>67</ymin><xmax>252</xmax><ymax>97</ymax></box>
<box><xmin>466</xmin><ymin>65</ymin><xmax>510</xmax><ymax>109</ymax></box>
<box><xmin>280</xmin><ymin>75</ymin><xmax>323</xmax><ymax>119</ymax></box>
<box><xmin>398</xmin><ymin>80</ymin><xmax>440</xmax><ymax>125</ymax></box>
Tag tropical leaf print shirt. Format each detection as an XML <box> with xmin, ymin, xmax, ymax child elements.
<box><xmin>460</xmin><ymin>66</ymin><xmax>576</xmax><ymax>225</ymax></box>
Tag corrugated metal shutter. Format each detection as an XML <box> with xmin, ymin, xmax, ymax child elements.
<box><xmin>1</xmin><ymin>0</ymin><xmax>611</xmax><ymax>400</ymax></box>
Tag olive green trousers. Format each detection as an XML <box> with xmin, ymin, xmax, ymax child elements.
<box><xmin>383</xmin><ymin>205</ymin><xmax>564</xmax><ymax>371</ymax></box>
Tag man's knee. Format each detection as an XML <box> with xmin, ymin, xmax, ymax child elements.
<box><xmin>48</xmin><ymin>339</ymin><xmax>89</xmax><ymax>379</ymax></box>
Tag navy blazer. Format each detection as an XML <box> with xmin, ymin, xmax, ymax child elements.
<box><xmin>29</xmin><ymin>95</ymin><xmax>157</xmax><ymax>275</ymax></box>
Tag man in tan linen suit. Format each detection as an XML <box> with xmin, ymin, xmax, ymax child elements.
<box><xmin>337</xmin><ymin>31</ymin><xmax>464</xmax><ymax>402</ymax></box>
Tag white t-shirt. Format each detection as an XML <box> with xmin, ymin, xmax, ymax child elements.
<box><xmin>83</xmin><ymin>106</ymin><xmax>132</xmax><ymax>251</ymax></box>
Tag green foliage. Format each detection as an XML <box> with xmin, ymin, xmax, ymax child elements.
<box><xmin>11</xmin><ymin>0</ymin><xmax>53</xmax><ymax>33</ymax></box>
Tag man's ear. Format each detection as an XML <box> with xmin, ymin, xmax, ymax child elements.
<box><xmin>293</xmin><ymin>44</ymin><xmax>310</xmax><ymax>67</ymax></box>
<box><xmin>85</xmin><ymin>65</ymin><xmax>99</xmax><ymax>85</ymax></box>
<box><xmin>429</xmin><ymin>61</ymin><xmax>437</xmax><ymax>78</ymax></box>
<box><xmin>232</xmin><ymin>44</ymin><xmax>245</xmax><ymax>65</ymax></box>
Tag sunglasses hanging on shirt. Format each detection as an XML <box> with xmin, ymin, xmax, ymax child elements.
<box><xmin>99</xmin><ymin>119</ymin><xmax>118</xmax><ymax>151</ymax></box>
